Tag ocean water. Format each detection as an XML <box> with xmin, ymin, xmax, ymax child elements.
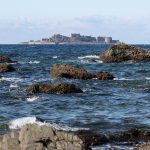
<box><xmin>1</xmin><ymin>44</ymin><xmax>150</xmax><ymax>148</ymax></box>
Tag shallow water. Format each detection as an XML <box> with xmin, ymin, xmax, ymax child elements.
<box><xmin>1</xmin><ymin>44</ymin><xmax>150</xmax><ymax>146</ymax></box>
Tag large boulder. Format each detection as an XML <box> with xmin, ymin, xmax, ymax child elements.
<box><xmin>0</xmin><ymin>55</ymin><xmax>16</xmax><ymax>63</ymax></box>
<box><xmin>0</xmin><ymin>124</ymin><xmax>108</xmax><ymax>150</ymax></box>
<box><xmin>26</xmin><ymin>82</ymin><xmax>83</xmax><ymax>94</ymax></box>
<box><xmin>0</xmin><ymin>64</ymin><xmax>15</xmax><ymax>72</ymax></box>
<box><xmin>100</xmin><ymin>44</ymin><xmax>150</xmax><ymax>63</ymax></box>
<box><xmin>51</xmin><ymin>64</ymin><xmax>93</xmax><ymax>80</ymax></box>
<box><xmin>50</xmin><ymin>64</ymin><xmax>114</xmax><ymax>80</ymax></box>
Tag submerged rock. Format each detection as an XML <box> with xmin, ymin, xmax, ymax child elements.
<box><xmin>0</xmin><ymin>55</ymin><xmax>16</xmax><ymax>63</ymax></box>
<box><xmin>50</xmin><ymin>64</ymin><xmax>114</xmax><ymax>80</ymax></box>
<box><xmin>95</xmin><ymin>72</ymin><xmax>114</xmax><ymax>80</ymax></box>
<box><xmin>100</xmin><ymin>44</ymin><xmax>150</xmax><ymax>63</ymax></box>
<box><xmin>0</xmin><ymin>124</ymin><xmax>108</xmax><ymax>150</ymax></box>
<box><xmin>0</xmin><ymin>64</ymin><xmax>15</xmax><ymax>72</ymax></box>
<box><xmin>26</xmin><ymin>82</ymin><xmax>83</xmax><ymax>94</ymax></box>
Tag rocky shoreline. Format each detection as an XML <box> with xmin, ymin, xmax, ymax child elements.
<box><xmin>1</xmin><ymin>123</ymin><xmax>150</xmax><ymax>150</ymax></box>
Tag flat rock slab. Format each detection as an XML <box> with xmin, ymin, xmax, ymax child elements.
<box><xmin>100</xmin><ymin>44</ymin><xmax>150</xmax><ymax>63</ymax></box>
<box><xmin>26</xmin><ymin>82</ymin><xmax>83</xmax><ymax>94</ymax></box>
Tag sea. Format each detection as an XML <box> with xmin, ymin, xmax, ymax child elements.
<box><xmin>1</xmin><ymin>44</ymin><xmax>150</xmax><ymax>149</ymax></box>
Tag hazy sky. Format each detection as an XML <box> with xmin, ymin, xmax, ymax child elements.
<box><xmin>0</xmin><ymin>0</ymin><xmax>150</xmax><ymax>44</ymax></box>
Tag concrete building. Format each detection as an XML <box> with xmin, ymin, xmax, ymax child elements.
<box><xmin>97</xmin><ymin>37</ymin><xmax>105</xmax><ymax>43</ymax></box>
<box><xmin>105</xmin><ymin>37</ymin><xmax>112</xmax><ymax>44</ymax></box>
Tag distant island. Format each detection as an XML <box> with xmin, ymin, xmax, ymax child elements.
<box><xmin>21</xmin><ymin>33</ymin><xmax>122</xmax><ymax>45</ymax></box>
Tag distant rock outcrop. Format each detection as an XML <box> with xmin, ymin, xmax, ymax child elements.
<box><xmin>50</xmin><ymin>64</ymin><xmax>114</xmax><ymax>80</ymax></box>
<box><xmin>100</xmin><ymin>44</ymin><xmax>150</xmax><ymax>63</ymax></box>
<box><xmin>26</xmin><ymin>82</ymin><xmax>83</xmax><ymax>94</ymax></box>
<box><xmin>0</xmin><ymin>55</ymin><xmax>16</xmax><ymax>63</ymax></box>
<box><xmin>0</xmin><ymin>64</ymin><xmax>15</xmax><ymax>72</ymax></box>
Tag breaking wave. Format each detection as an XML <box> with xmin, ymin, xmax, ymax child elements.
<box><xmin>9</xmin><ymin>117</ymin><xmax>89</xmax><ymax>131</ymax></box>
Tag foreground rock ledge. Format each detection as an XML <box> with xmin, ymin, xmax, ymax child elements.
<box><xmin>26</xmin><ymin>82</ymin><xmax>83</xmax><ymax>94</ymax></box>
<box><xmin>0</xmin><ymin>55</ymin><xmax>16</xmax><ymax>63</ymax></box>
<box><xmin>1</xmin><ymin>125</ymin><xmax>150</xmax><ymax>150</ymax></box>
<box><xmin>50</xmin><ymin>64</ymin><xmax>114</xmax><ymax>80</ymax></box>
<box><xmin>0</xmin><ymin>64</ymin><xmax>15</xmax><ymax>72</ymax></box>
<box><xmin>0</xmin><ymin>124</ymin><xmax>107</xmax><ymax>150</ymax></box>
<box><xmin>100</xmin><ymin>44</ymin><xmax>150</xmax><ymax>63</ymax></box>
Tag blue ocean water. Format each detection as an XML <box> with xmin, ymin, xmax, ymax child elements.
<box><xmin>1</xmin><ymin>44</ymin><xmax>150</xmax><ymax>137</ymax></box>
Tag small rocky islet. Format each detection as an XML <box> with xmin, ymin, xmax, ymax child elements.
<box><xmin>100</xmin><ymin>44</ymin><xmax>150</xmax><ymax>63</ymax></box>
<box><xmin>50</xmin><ymin>64</ymin><xmax>114</xmax><ymax>80</ymax></box>
<box><xmin>26</xmin><ymin>82</ymin><xmax>83</xmax><ymax>94</ymax></box>
<box><xmin>1</xmin><ymin>44</ymin><xmax>150</xmax><ymax>149</ymax></box>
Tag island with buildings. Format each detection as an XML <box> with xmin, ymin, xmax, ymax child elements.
<box><xmin>21</xmin><ymin>34</ymin><xmax>122</xmax><ymax>45</ymax></box>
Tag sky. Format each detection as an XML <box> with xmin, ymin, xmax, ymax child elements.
<box><xmin>0</xmin><ymin>0</ymin><xmax>150</xmax><ymax>44</ymax></box>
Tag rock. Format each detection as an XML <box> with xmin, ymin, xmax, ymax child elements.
<box><xmin>138</xmin><ymin>141</ymin><xmax>150</xmax><ymax>150</ymax></box>
<box><xmin>0</xmin><ymin>55</ymin><xmax>16</xmax><ymax>63</ymax></box>
<box><xmin>95</xmin><ymin>72</ymin><xmax>114</xmax><ymax>80</ymax></box>
<box><xmin>109</xmin><ymin>129</ymin><xmax>150</xmax><ymax>144</ymax></box>
<box><xmin>26</xmin><ymin>82</ymin><xmax>83</xmax><ymax>94</ymax></box>
<box><xmin>0</xmin><ymin>124</ymin><xmax>108</xmax><ymax>150</ymax></box>
<box><xmin>51</xmin><ymin>64</ymin><xmax>93</xmax><ymax>80</ymax></box>
<box><xmin>100</xmin><ymin>44</ymin><xmax>150</xmax><ymax>63</ymax></box>
<box><xmin>0</xmin><ymin>64</ymin><xmax>15</xmax><ymax>72</ymax></box>
<box><xmin>50</xmin><ymin>64</ymin><xmax>114</xmax><ymax>80</ymax></box>
<box><xmin>76</xmin><ymin>130</ymin><xmax>108</xmax><ymax>147</ymax></box>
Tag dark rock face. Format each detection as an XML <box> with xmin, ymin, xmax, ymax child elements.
<box><xmin>50</xmin><ymin>64</ymin><xmax>114</xmax><ymax>80</ymax></box>
<box><xmin>0</xmin><ymin>124</ymin><xmax>95</xmax><ymax>150</ymax></box>
<box><xmin>76</xmin><ymin>130</ymin><xmax>108</xmax><ymax>148</ymax></box>
<box><xmin>0</xmin><ymin>64</ymin><xmax>15</xmax><ymax>72</ymax></box>
<box><xmin>100</xmin><ymin>44</ymin><xmax>150</xmax><ymax>63</ymax></box>
<box><xmin>26</xmin><ymin>82</ymin><xmax>83</xmax><ymax>94</ymax></box>
<box><xmin>109</xmin><ymin>129</ymin><xmax>150</xmax><ymax>144</ymax></box>
<box><xmin>95</xmin><ymin>72</ymin><xmax>114</xmax><ymax>80</ymax></box>
<box><xmin>0</xmin><ymin>55</ymin><xmax>16</xmax><ymax>63</ymax></box>
<box><xmin>51</xmin><ymin>64</ymin><xmax>93</xmax><ymax>80</ymax></box>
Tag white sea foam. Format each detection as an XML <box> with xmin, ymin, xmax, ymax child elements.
<box><xmin>78</xmin><ymin>55</ymin><xmax>99</xmax><ymax>60</ymax></box>
<box><xmin>92</xmin><ymin>144</ymin><xmax>134</xmax><ymax>150</ymax></box>
<box><xmin>28</xmin><ymin>61</ymin><xmax>40</xmax><ymax>64</ymax></box>
<box><xmin>9</xmin><ymin>117</ymin><xmax>89</xmax><ymax>131</ymax></box>
<box><xmin>78</xmin><ymin>55</ymin><xmax>103</xmax><ymax>64</ymax></box>
<box><xmin>19</xmin><ymin>61</ymin><xmax>40</xmax><ymax>64</ymax></box>
<box><xmin>10</xmin><ymin>84</ymin><xmax>19</xmax><ymax>88</ymax></box>
<box><xmin>114</xmin><ymin>78</ymin><xmax>134</xmax><ymax>81</ymax></box>
<box><xmin>9</xmin><ymin>117</ymin><xmax>38</xmax><ymax>129</ymax></box>
<box><xmin>26</xmin><ymin>96</ymin><xmax>39</xmax><ymax>102</ymax></box>
<box><xmin>0</xmin><ymin>77</ymin><xmax>23</xmax><ymax>82</ymax></box>
<box><xmin>52</xmin><ymin>56</ymin><xmax>58</xmax><ymax>59</ymax></box>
